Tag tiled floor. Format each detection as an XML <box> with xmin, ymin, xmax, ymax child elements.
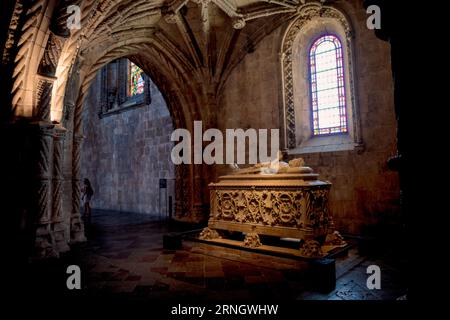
<box><xmin>16</xmin><ymin>210</ymin><xmax>408</xmax><ymax>302</ymax></box>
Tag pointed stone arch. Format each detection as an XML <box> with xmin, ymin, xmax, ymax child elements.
<box><xmin>61</xmin><ymin>33</ymin><xmax>213</xmax><ymax>239</ymax></box>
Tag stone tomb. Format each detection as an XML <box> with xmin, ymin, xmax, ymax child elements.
<box><xmin>199</xmin><ymin>159</ymin><xmax>347</xmax><ymax>258</ymax></box>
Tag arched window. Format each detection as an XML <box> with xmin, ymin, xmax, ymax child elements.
<box><xmin>128</xmin><ymin>61</ymin><xmax>145</xmax><ymax>96</ymax></box>
<box><xmin>98</xmin><ymin>58</ymin><xmax>151</xmax><ymax>118</ymax></box>
<box><xmin>281</xmin><ymin>7</ymin><xmax>362</xmax><ymax>153</ymax></box>
<box><xmin>309</xmin><ymin>34</ymin><xmax>347</xmax><ymax>136</ymax></box>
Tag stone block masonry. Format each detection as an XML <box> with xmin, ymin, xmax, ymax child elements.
<box><xmin>81</xmin><ymin>73</ymin><xmax>175</xmax><ymax>216</ymax></box>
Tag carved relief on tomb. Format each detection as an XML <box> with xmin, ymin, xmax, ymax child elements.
<box><xmin>212</xmin><ymin>187</ymin><xmax>330</xmax><ymax>230</ymax></box>
<box><xmin>199</xmin><ymin>227</ymin><xmax>221</xmax><ymax>240</ymax></box>
<box><xmin>244</xmin><ymin>232</ymin><xmax>261</xmax><ymax>248</ymax></box>
<box><xmin>325</xmin><ymin>230</ymin><xmax>346</xmax><ymax>247</ymax></box>
<box><xmin>300</xmin><ymin>239</ymin><xmax>323</xmax><ymax>258</ymax></box>
<box><xmin>305</xmin><ymin>188</ymin><xmax>330</xmax><ymax>229</ymax></box>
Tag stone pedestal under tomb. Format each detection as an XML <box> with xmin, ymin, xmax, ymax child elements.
<box><xmin>199</xmin><ymin>159</ymin><xmax>347</xmax><ymax>258</ymax></box>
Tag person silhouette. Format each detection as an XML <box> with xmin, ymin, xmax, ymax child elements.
<box><xmin>81</xmin><ymin>178</ymin><xmax>94</xmax><ymax>217</ymax></box>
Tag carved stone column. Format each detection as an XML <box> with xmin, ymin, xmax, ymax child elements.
<box><xmin>32</xmin><ymin>27</ymin><xmax>67</xmax><ymax>257</ymax></box>
<box><xmin>35</xmin><ymin>8</ymin><xmax>71</xmax><ymax>119</ymax></box>
<box><xmin>35</xmin><ymin>31</ymin><xmax>67</xmax><ymax>119</ymax></box>
<box><xmin>62</xmin><ymin>101</ymin><xmax>75</xmax><ymax>128</ymax></box>
<box><xmin>35</xmin><ymin>76</ymin><xmax>55</xmax><ymax>121</ymax></box>
<box><xmin>33</xmin><ymin>122</ymin><xmax>58</xmax><ymax>258</ymax></box>
<box><xmin>38</xmin><ymin>32</ymin><xmax>65</xmax><ymax>77</ymax></box>
<box><xmin>70</xmin><ymin>134</ymin><xmax>86</xmax><ymax>243</ymax></box>
<box><xmin>51</xmin><ymin>126</ymin><xmax>70</xmax><ymax>252</ymax></box>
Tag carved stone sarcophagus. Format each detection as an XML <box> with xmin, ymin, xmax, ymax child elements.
<box><xmin>208</xmin><ymin>169</ymin><xmax>331</xmax><ymax>240</ymax></box>
<box><xmin>200</xmin><ymin>159</ymin><xmax>345</xmax><ymax>257</ymax></box>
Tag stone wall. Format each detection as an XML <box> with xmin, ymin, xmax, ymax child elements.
<box><xmin>80</xmin><ymin>69</ymin><xmax>175</xmax><ymax>216</ymax></box>
<box><xmin>217</xmin><ymin>1</ymin><xmax>400</xmax><ymax>235</ymax></box>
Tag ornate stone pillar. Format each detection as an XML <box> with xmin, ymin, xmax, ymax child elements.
<box><xmin>32</xmin><ymin>23</ymin><xmax>67</xmax><ymax>258</ymax></box>
<box><xmin>38</xmin><ymin>32</ymin><xmax>65</xmax><ymax>77</ymax></box>
<box><xmin>62</xmin><ymin>101</ymin><xmax>75</xmax><ymax>128</ymax></box>
<box><xmin>51</xmin><ymin>126</ymin><xmax>70</xmax><ymax>252</ymax></box>
<box><xmin>35</xmin><ymin>32</ymin><xmax>66</xmax><ymax>120</ymax></box>
<box><xmin>35</xmin><ymin>0</ymin><xmax>74</xmax><ymax>120</ymax></box>
<box><xmin>70</xmin><ymin>134</ymin><xmax>86</xmax><ymax>243</ymax></box>
<box><xmin>33</xmin><ymin>122</ymin><xmax>58</xmax><ymax>258</ymax></box>
<box><xmin>35</xmin><ymin>76</ymin><xmax>55</xmax><ymax>121</ymax></box>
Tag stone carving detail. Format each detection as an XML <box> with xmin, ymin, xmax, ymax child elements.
<box><xmin>35</xmin><ymin>23</ymin><xmax>70</xmax><ymax>124</ymax></box>
<box><xmin>53</xmin><ymin>133</ymin><xmax>64</xmax><ymax>179</ymax></box>
<box><xmin>232</xmin><ymin>18</ymin><xmax>246</xmax><ymax>29</ymax></box>
<box><xmin>38</xmin><ymin>33</ymin><xmax>64</xmax><ymax>76</ymax></box>
<box><xmin>289</xmin><ymin>158</ymin><xmax>305</xmax><ymax>167</ymax></box>
<box><xmin>35</xmin><ymin>224</ymin><xmax>58</xmax><ymax>258</ymax></box>
<box><xmin>70</xmin><ymin>200</ymin><xmax>86</xmax><ymax>243</ymax></box>
<box><xmin>10</xmin><ymin>1</ymin><xmax>44</xmax><ymax>112</ymax></box>
<box><xmin>199</xmin><ymin>227</ymin><xmax>221</xmax><ymax>240</ymax></box>
<box><xmin>281</xmin><ymin>3</ymin><xmax>352</xmax><ymax>148</ymax></box>
<box><xmin>2</xmin><ymin>1</ymin><xmax>26</xmax><ymax>65</ymax></box>
<box><xmin>213</xmin><ymin>188</ymin><xmax>329</xmax><ymax>229</ymax></box>
<box><xmin>164</xmin><ymin>11</ymin><xmax>178</xmax><ymax>24</ymax></box>
<box><xmin>51</xmin><ymin>180</ymin><xmax>63</xmax><ymax>219</ymax></box>
<box><xmin>62</xmin><ymin>102</ymin><xmax>75</xmax><ymax>127</ymax></box>
<box><xmin>52</xmin><ymin>129</ymin><xmax>70</xmax><ymax>254</ymax></box>
<box><xmin>325</xmin><ymin>230</ymin><xmax>347</xmax><ymax>246</ymax></box>
<box><xmin>34</xmin><ymin>124</ymin><xmax>57</xmax><ymax>258</ymax></box>
<box><xmin>37</xmin><ymin>180</ymin><xmax>50</xmax><ymax>222</ymax></box>
<box><xmin>36</xmin><ymin>128</ymin><xmax>52</xmax><ymax>179</ymax></box>
<box><xmin>305</xmin><ymin>188</ymin><xmax>330</xmax><ymax>229</ymax></box>
<box><xmin>35</xmin><ymin>79</ymin><xmax>53</xmax><ymax>121</ymax></box>
<box><xmin>52</xmin><ymin>129</ymin><xmax>65</xmax><ymax>222</ymax></box>
<box><xmin>300</xmin><ymin>239</ymin><xmax>323</xmax><ymax>257</ymax></box>
<box><xmin>244</xmin><ymin>232</ymin><xmax>261</xmax><ymax>248</ymax></box>
<box><xmin>70</xmin><ymin>135</ymin><xmax>86</xmax><ymax>243</ymax></box>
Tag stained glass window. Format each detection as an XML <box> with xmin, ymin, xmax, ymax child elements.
<box><xmin>309</xmin><ymin>34</ymin><xmax>348</xmax><ymax>135</ymax></box>
<box><xmin>128</xmin><ymin>61</ymin><xmax>145</xmax><ymax>96</ymax></box>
